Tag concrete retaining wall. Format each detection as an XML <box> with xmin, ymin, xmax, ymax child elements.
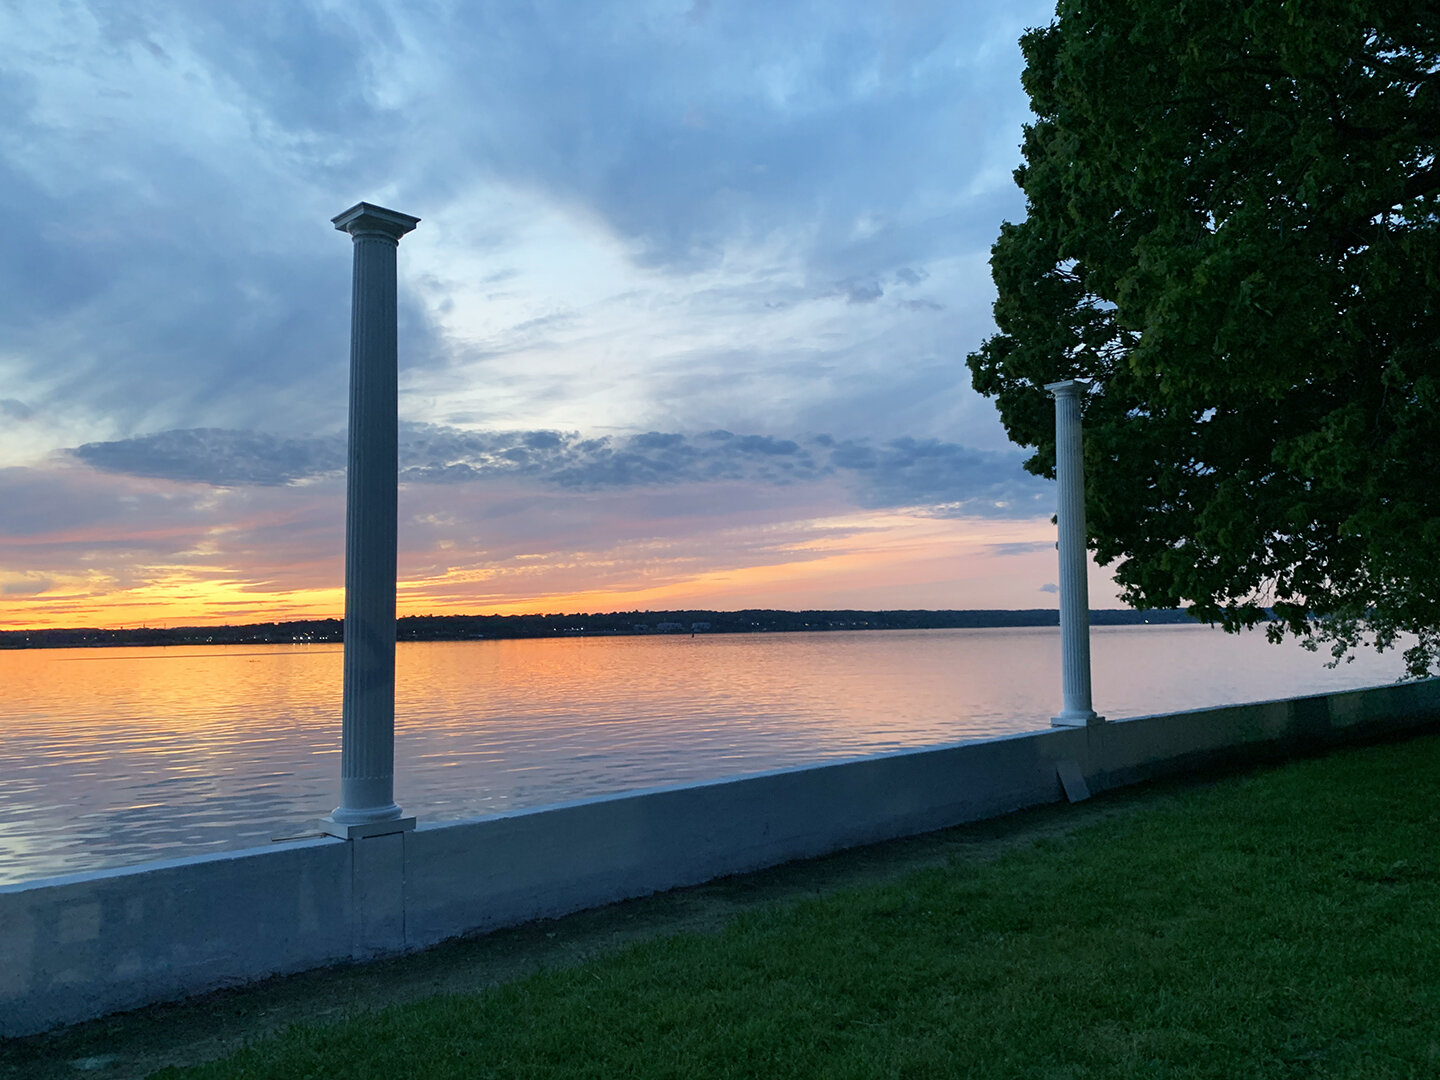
<box><xmin>4</xmin><ymin>679</ymin><xmax>1439</xmax><ymax>1037</ymax></box>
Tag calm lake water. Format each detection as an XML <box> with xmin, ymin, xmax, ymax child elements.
<box><xmin>0</xmin><ymin>624</ymin><xmax>1408</xmax><ymax>884</ymax></box>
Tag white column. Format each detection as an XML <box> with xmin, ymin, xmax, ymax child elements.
<box><xmin>323</xmin><ymin>202</ymin><xmax>420</xmax><ymax>839</ymax></box>
<box><xmin>1045</xmin><ymin>379</ymin><xmax>1104</xmax><ymax>727</ymax></box>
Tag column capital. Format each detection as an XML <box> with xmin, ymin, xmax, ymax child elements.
<box><xmin>1044</xmin><ymin>379</ymin><xmax>1090</xmax><ymax>399</ymax></box>
<box><xmin>332</xmin><ymin>202</ymin><xmax>420</xmax><ymax>242</ymax></box>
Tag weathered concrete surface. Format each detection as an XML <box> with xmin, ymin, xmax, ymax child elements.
<box><xmin>3</xmin><ymin>679</ymin><xmax>1438</xmax><ymax>1037</ymax></box>
<box><xmin>404</xmin><ymin>727</ymin><xmax>1069</xmax><ymax>947</ymax></box>
<box><xmin>0</xmin><ymin>839</ymin><xmax>351</xmax><ymax>1038</ymax></box>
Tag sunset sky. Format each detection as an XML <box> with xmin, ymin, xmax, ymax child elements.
<box><xmin>0</xmin><ymin>0</ymin><xmax>1123</xmax><ymax>630</ymax></box>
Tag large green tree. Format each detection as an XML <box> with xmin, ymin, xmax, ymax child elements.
<box><xmin>969</xmin><ymin>0</ymin><xmax>1440</xmax><ymax>675</ymax></box>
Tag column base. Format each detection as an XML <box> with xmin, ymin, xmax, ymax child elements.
<box><xmin>320</xmin><ymin>815</ymin><xmax>416</xmax><ymax>840</ymax></box>
<box><xmin>1051</xmin><ymin>711</ymin><xmax>1105</xmax><ymax>728</ymax></box>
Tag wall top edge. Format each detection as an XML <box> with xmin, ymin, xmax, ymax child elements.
<box><xmin>0</xmin><ymin>834</ymin><xmax>344</xmax><ymax>896</ymax></box>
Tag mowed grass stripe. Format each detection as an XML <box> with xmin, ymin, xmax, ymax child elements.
<box><xmin>159</xmin><ymin>735</ymin><xmax>1440</xmax><ymax>1079</ymax></box>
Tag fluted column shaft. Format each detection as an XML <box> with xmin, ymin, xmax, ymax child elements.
<box><xmin>325</xmin><ymin>202</ymin><xmax>419</xmax><ymax>836</ymax></box>
<box><xmin>1045</xmin><ymin>380</ymin><xmax>1104</xmax><ymax>727</ymax></box>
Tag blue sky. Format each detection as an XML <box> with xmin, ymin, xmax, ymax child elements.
<box><xmin>0</xmin><ymin>0</ymin><xmax>1116</xmax><ymax>627</ymax></box>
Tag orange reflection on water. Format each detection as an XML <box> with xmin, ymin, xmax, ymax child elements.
<box><xmin>1</xmin><ymin>625</ymin><xmax>1410</xmax><ymax>885</ymax></box>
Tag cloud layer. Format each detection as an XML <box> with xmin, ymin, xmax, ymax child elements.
<box><xmin>71</xmin><ymin>424</ymin><xmax>1050</xmax><ymax>517</ymax></box>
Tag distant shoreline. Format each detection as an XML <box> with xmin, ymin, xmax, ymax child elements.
<box><xmin>0</xmin><ymin>608</ymin><xmax>1199</xmax><ymax>651</ymax></box>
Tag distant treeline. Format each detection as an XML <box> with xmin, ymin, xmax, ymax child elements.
<box><xmin>0</xmin><ymin>608</ymin><xmax>1199</xmax><ymax>650</ymax></box>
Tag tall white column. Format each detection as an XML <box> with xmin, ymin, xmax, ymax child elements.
<box><xmin>1045</xmin><ymin>379</ymin><xmax>1104</xmax><ymax>727</ymax></box>
<box><xmin>323</xmin><ymin>202</ymin><xmax>420</xmax><ymax>840</ymax></box>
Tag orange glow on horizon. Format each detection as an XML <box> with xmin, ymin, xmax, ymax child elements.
<box><xmin>393</xmin><ymin>511</ymin><xmax>1108</xmax><ymax>617</ymax></box>
<box><xmin>0</xmin><ymin>572</ymin><xmax>348</xmax><ymax>631</ymax></box>
<box><xmin>0</xmin><ymin>509</ymin><xmax>1116</xmax><ymax>631</ymax></box>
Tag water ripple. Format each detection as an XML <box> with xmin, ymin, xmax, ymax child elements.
<box><xmin>0</xmin><ymin>626</ymin><xmax>1406</xmax><ymax>884</ymax></box>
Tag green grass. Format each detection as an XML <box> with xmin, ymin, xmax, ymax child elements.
<box><xmin>158</xmin><ymin>737</ymin><xmax>1440</xmax><ymax>1079</ymax></box>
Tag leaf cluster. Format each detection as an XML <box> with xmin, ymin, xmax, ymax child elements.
<box><xmin>969</xmin><ymin>0</ymin><xmax>1440</xmax><ymax>674</ymax></box>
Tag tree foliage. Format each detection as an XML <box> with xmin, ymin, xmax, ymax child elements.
<box><xmin>969</xmin><ymin>0</ymin><xmax>1440</xmax><ymax>675</ymax></box>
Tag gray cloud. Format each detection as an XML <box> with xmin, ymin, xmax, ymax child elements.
<box><xmin>828</xmin><ymin>436</ymin><xmax>1049</xmax><ymax>514</ymax></box>
<box><xmin>1</xmin><ymin>576</ymin><xmax>52</xmax><ymax>596</ymax></box>
<box><xmin>988</xmin><ymin>541</ymin><xmax>1054</xmax><ymax>557</ymax></box>
<box><xmin>68</xmin><ymin>423</ymin><xmax>1050</xmax><ymax>517</ymax></box>
<box><xmin>842</xmin><ymin>280</ymin><xmax>884</xmax><ymax>304</ymax></box>
<box><xmin>0</xmin><ymin>399</ymin><xmax>34</xmax><ymax>420</ymax></box>
<box><xmin>1038</xmin><ymin>583</ymin><xmax>1059</xmax><ymax>594</ymax></box>
<box><xmin>0</xmin><ymin>463</ymin><xmax>274</xmax><ymax>571</ymax></box>
<box><xmin>74</xmin><ymin>429</ymin><xmax>348</xmax><ymax>487</ymax></box>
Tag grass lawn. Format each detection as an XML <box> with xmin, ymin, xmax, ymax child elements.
<box><xmin>147</xmin><ymin>734</ymin><xmax>1440</xmax><ymax>1080</ymax></box>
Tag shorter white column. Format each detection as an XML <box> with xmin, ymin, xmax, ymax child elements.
<box><xmin>1045</xmin><ymin>379</ymin><xmax>1104</xmax><ymax>727</ymax></box>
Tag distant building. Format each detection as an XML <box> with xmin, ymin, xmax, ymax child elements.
<box><xmin>690</xmin><ymin>622</ymin><xmax>711</xmax><ymax>632</ymax></box>
<box><xmin>655</xmin><ymin>622</ymin><xmax>685</xmax><ymax>633</ymax></box>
